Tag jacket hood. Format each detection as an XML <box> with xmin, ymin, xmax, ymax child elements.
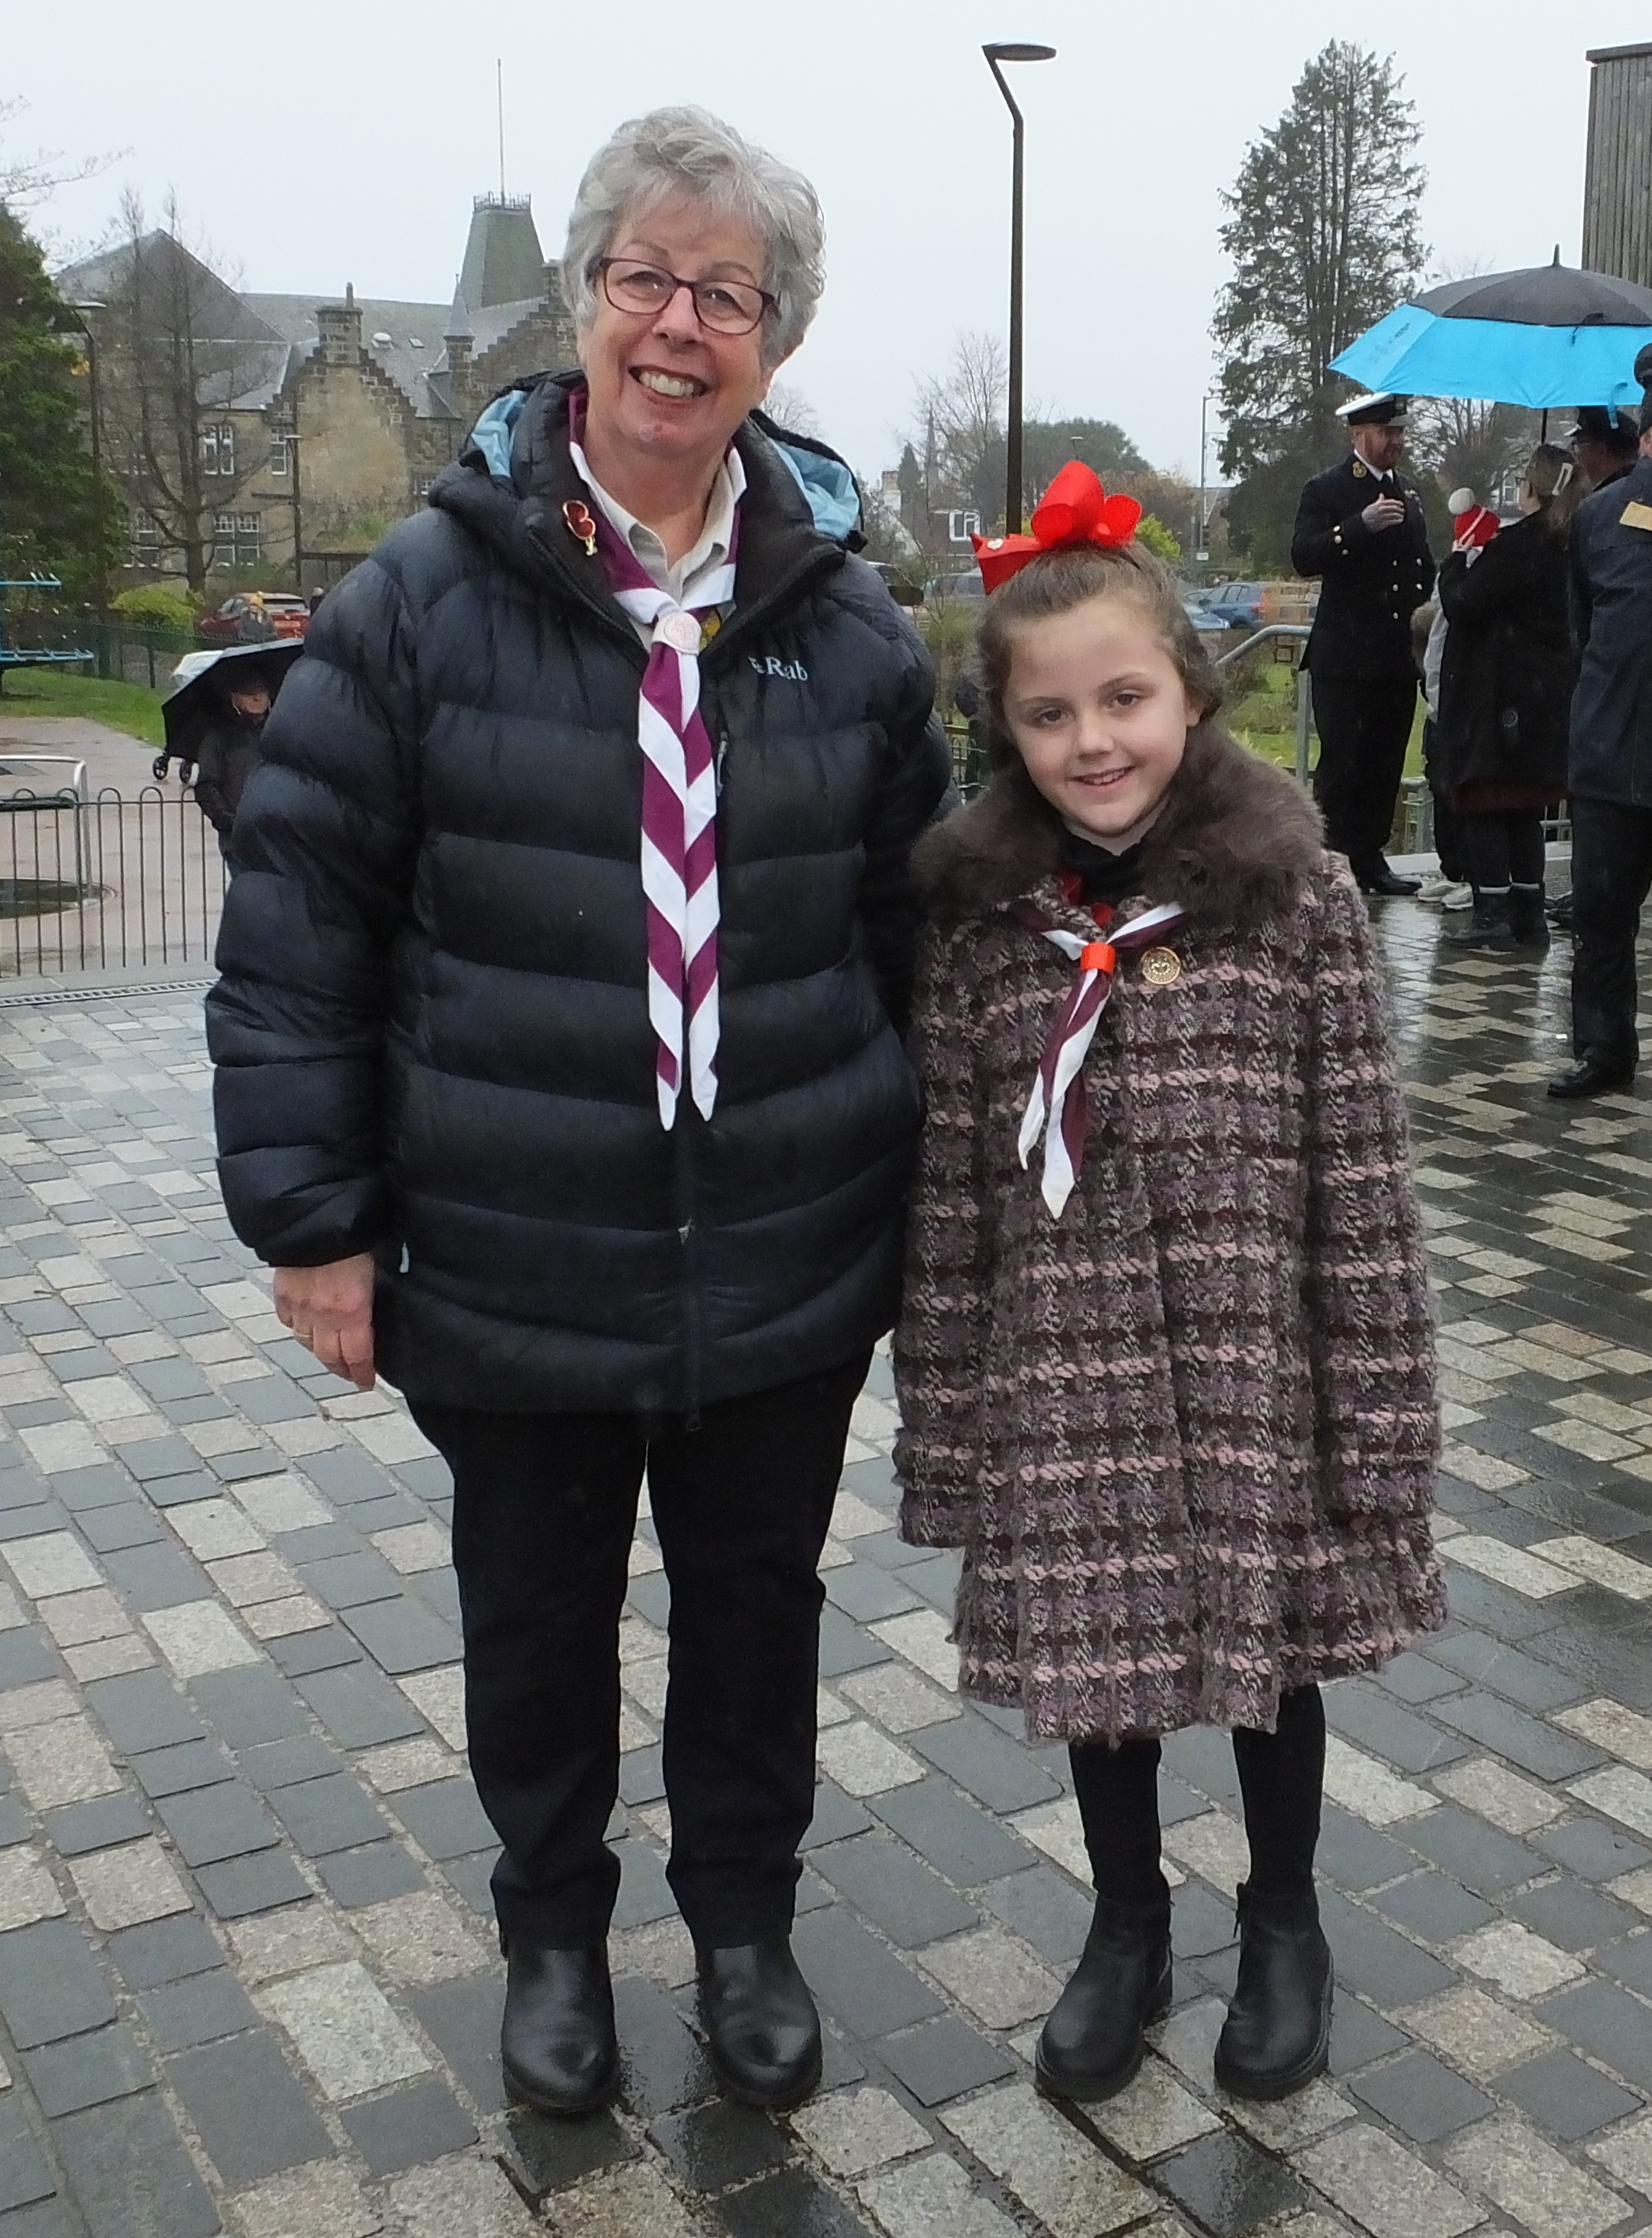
<box><xmin>913</xmin><ymin>724</ymin><xmax>1326</xmax><ymax>935</ymax></box>
<box><xmin>451</xmin><ymin>370</ymin><xmax>864</xmax><ymax>543</ymax></box>
<box><xmin>424</xmin><ymin>371</ymin><xmax>856</xmax><ymax>642</ymax></box>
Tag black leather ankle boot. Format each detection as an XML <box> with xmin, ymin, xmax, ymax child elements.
<box><xmin>501</xmin><ymin>1941</ymin><xmax>619</xmax><ymax>2115</ymax></box>
<box><xmin>1035</xmin><ymin>1893</ymin><xmax>1173</xmax><ymax>2102</ymax></box>
<box><xmin>1214</xmin><ymin>1883</ymin><xmax>1332</xmax><ymax>2100</ymax></box>
<box><xmin>698</xmin><ymin>1939</ymin><xmax>822</xmax><ymax>2108</ymax></box>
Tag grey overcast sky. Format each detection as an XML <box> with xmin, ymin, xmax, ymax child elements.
<box><xmin>7</xmin><ymin>0</ymin><xmax>1647</xmax><ymax>485</ymax></box>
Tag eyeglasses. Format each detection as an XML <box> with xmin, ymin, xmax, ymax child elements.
<box><xmin>594</xmin><ymin>256</ymin><xmax>776</xmax><ymax>337</ymax></box>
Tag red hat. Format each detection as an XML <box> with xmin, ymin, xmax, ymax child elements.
<box><xmin>1448</xmin><ymin>487</ymin><xmax>1499</xmax><ymax>549</ymax></box>
<box><xmin>972</xmin><ymin>461</ymin><xmax>1143</xmax><ymax>592</ymax></box>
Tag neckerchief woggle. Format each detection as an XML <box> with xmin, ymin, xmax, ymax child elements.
<box><xmin>568</xmin><ymin>402</ymin><xmax>741</xmax><ymax>1129</ymax></box>
<box><xmin>1014</xmin><ymin>899</ymin><xmax>1188</xmax><ymax>1217</ymax></box>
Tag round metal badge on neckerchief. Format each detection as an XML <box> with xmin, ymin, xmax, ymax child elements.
<box><xmin>657</xmin><ymin>611</ymin><xmax>703</xmax><ymax>654</ymax></box>
<box><xmin>1140</xmin><ymin>947</ymin><xmax>1183</xmax><ymax>986</ymax></box>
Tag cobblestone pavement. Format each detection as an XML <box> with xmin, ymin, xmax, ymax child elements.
<box><xmin>0</xmin><ymin>909</ymin><xmax>1650</xmax><ymax>2236</ymax></box>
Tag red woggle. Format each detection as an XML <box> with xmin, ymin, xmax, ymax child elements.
<box><xmin>971</xmin><ymin>460</ymin><xmax>1144</xmax><ymax>592</ymax></box>
<box><xmin>1079</xmin><ymin>941</ymin><xmax>1116</xmax><ymax>973</ymax></box>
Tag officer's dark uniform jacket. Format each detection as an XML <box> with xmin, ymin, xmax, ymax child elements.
<box><xmin>1569</xmin><ymin>452</ymin><xmax>1652</xmax><ymax>807</ymax></box>
<box><xmin>205</xmin><ymin>370</ymin><xmax>952</xmax><ymax>1415</ymax></box>
<box><xmin>1291</xmin><ymin>454</ymin><xmax>1436</xmax><ymax>678</ymax></box>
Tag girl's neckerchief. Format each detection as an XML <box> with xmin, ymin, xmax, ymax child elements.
<box><xmin>568</xmin><ymin>416</ymin><xmax>741</xmax><ymax>1130</ymax></box>
<box><xmin>1013</xmin><ymin>895</ymin><xmax>1188</xmax><ymax>1217</ymax></box>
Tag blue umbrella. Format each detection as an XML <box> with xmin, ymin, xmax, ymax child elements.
<box><xmin>1331</xmin><ymin>259</ymin><xmax>1652</xmax><ymax>409</ymax></box>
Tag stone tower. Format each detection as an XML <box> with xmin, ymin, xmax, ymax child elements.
<box><xmin>457</xmin><ymin>195</ymin><xmax>546</xmax><ymax>310</ymax></box>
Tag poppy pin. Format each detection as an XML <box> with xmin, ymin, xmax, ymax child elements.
<box><xmin>562</xmin><ymin>499</ymin><xmax>598</xmax><ymax>557</ymax></box>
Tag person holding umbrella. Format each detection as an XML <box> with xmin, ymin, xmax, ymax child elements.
<box><xmin>159</xmin><ymin>642</ymin><xmax>301</xmax><ymax>860</ymax></box>
<box><xmin>1549</xmin><ymin>346</ymin><xmax>1652</xmax><ymax>1099</ymax></box>
<box><xmin>1291</xmin><ymin>396</ymin><xmax>1436</xmax><ymax>896</ymax></box>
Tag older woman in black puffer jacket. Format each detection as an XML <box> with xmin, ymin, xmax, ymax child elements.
<box><xmin>206</xmin><ymin>106</ymin><xmax>949</xmax><ymax>2118</ymax></box>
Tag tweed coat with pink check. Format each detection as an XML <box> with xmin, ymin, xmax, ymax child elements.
<box><xmin>893</xmin><ymin>727</ymin><xmax>1444</xmax><ymax>1744</ymax></box>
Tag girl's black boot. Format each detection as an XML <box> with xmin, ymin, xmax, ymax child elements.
<box><xmin>1035</xmin><ymin>1893</ymin><xmax>1172</xmax><ymax>2102</ymax></box>
<box><xmin>1214</xmin><ymin>1883</ymin><xmax>1332</xmax><ymax>2100</ymax></box>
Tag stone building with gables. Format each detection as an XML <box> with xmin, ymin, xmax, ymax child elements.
<box><xmin>59</xmin><ymin>195</ymin><xmax>578</xmax><ymax>587</ymax></box>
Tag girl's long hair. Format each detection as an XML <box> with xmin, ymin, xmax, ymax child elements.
<box><xmin>1525</xmin><ymin>443</ymin><xmax>1583</xmax><ymax>543</ymax></box>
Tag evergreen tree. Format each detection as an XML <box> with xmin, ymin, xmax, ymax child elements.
<box><xmin>1214</xmin><ymin>42</ymin><xmax>1425</xmax><ymax>485</ymax></box>
<box><xmin>0</xmin><ymin>202</ymin><xmax>116</xmax><ymax>604</ymax></box>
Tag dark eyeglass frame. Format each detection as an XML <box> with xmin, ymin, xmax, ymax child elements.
<box><xmin>593</xmin><ymin>256</ymin><xmax>778</xmax><ymax>337</ymax></box>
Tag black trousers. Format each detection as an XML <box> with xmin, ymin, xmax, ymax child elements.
<box><xmin>412</xmin><ymin>1350</ymin><xmax>869</xmax><ymax>1951</ymax></box>
<box><xmin>1311</xmin><ymin>676</ymin><xmax>1418</xmax><ymax>880</ymax></box>
<box><xmin>1069</xmin><ymin>1686</ymin><xmax>1326</xmax><ymax>1904</ymax></box>
<box><xmin>1459</xmin><ymin>809</ymin><xmax>1546</xmax><ymax>893</ymax></box>
<box><xmin>1569</xmin><ymin>794</ymin><xmax>1652</xmax><ymax>1071</ymax></box>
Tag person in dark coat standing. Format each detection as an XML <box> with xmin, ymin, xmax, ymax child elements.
<box><xmin>1571</xmin><ymin>405</ymin><xmax>1642</xmax><ymax>500</ymax></box>
<box><xmin>205</xmin><ymin>107</ymin><xmax>950</xmax><ymax>2115</ymax></box>
<box><xmin>1291</xmin><ymin>394</ymin><xmax>1436</xmax><ymax>895</ymax></box>
<box><xmin>1550</xmin><ymin>349</ymin><xmax>1652</xmax><ymax>1097</ymax></box>
<box><xmin>1434</xmin><ymin>446</ymin><xmax>1579</xmax><ymax>950</ymax></box>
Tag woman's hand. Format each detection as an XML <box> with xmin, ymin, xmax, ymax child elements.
<box><xmin>273</xmin><ymin>1254</ymin><xmax>377</xmax><ymax>1390</ymax></box>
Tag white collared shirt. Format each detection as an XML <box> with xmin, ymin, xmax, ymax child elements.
<box><xmin>574</xmin><ymin>447</ymin><xmax>747</xmax><ymax>644</ymax></box>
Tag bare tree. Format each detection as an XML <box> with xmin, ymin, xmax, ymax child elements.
<box><xmin>1408</xmin><ymin>397</ymin><xmax>1539</xmax><ymax>511</ymax></box>
<box><xmin>910</xmin><ymin>331</ymin><xmax>1008</xmax><ymax>525</ymax></box>
<box><xmin>91</xmin><ymin>192</ymin><xmax>272</xmax><ymax>591</ymax></box>
<box><xmin>763</xmin><ymin>380</ymin><xmax>821</xmax><ymax>438</ymax></box>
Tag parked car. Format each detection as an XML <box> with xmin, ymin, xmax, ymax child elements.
<box><xmin>196</xmin><ymin>593</ymin><xmax>310</xmax><ymax>647</ymax></box>
<box><xmin>928</xmin><ymin>571</ymin><xmax>986</xmax><ymax>602</ymax></box>
<box><xmin>1178</xmin><ymin>589</ymin><xmax>1229</xmax><ymax>635</ymax></box>
<box><xmin>1202</xmin><ymin>581</ymin><xmax>1267</xmax><ymax>629</ymax></box>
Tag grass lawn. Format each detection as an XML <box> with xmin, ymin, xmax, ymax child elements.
<box><xmin>1229</xmin><ymin>656</ymin><xmax>1425</xmax><ymax>780</ymax></box>
<box><xmin>0</xmin><ymin>667</ymin><xmax>165</xmax><ymax>748</ymax></box>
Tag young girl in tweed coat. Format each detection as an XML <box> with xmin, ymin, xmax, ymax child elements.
<box><xmin>893</xmin><ymin>469</ymin><xmax>1444</xmax><ymax>2106</ymax></box>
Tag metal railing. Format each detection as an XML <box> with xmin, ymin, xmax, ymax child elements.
<box><xmin>1214</xmin><ymin>625</ymin><xmax>1316</xmax><ymax>782</ymax></box>
<box><xmin>0</xmin><ymin>786</ymin><xmax>225</xmax><ymax>978</ymax></box>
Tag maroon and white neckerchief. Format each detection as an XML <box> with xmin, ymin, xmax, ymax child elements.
<box><xmin>1014</xmin><ymin>898</ymin><xmax>1188</xmax><ymax>1217</ymax></box>
<box><xmin>567</xmin><ymin>433</ymin><xmax>741</xmax><ymax>1130</ymax></box>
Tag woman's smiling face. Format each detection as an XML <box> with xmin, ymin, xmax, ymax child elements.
<box><xmin>1003</xmin><ymin>594</ymin><xmax>1202</xmax><ymax>851</ymax></box>
<box><xmin>578</xmin><ymin>193</ymin><xmax>779</xmax><ymax>470</ymax></box>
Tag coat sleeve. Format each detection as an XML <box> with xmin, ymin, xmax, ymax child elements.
<box><xmin>1436</xmin><ymin>538</ymin><xmax>1514</xmax><ymax>629</ymax></box>
<box><xmin>1291</xmin><ymin>475</ymin><xmax>1378</xmax><ymax>578</ymax></box>
<box><xmin>205</xmin><ymin>552</ymin><xmax>422</xmax><ymax>1269</ymax></box>
<box><xmin>190</xmin><ymin>724</ymin><xmax>234</xmax><ymax>840</ymax></box>
<box><xmin>857</xmin><ymin>617</ymin><xmax>955</xmax><ymax>1038</ymax></box>
<box><xmin>893</xmin><ymin>919</ymin><xmax>996</xmax><ymax>1546</ymax></box>
<box><xmin>1301</xmin><ymin>869</ymin><xmax>1438</xmax><ymax>1521</ymax></box>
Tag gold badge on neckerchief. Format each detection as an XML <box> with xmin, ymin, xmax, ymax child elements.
<box><xmin>1011</xmin><ymin>898</ymin><xmax>1188</xmax><ymax>1218</ymax></box>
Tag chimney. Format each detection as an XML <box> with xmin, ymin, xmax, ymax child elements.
<box><xmin>444</xmin><ymin>289</ymin><xmax>474</xmax><ymax>379</ymax></box>
<box><xmin>316</xmin><ymin>281</ymin><xmax>362</xmax><ymax>368</ymax></box>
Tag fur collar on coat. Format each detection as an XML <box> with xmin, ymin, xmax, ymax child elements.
<box><xmin>914</xmin><ymin>723</ymin><xmax>1326</xmax><ymax>934</ymax></box>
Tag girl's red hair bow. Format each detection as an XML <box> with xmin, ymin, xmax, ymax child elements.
<box><xmin>971</xmin><ymin>460</ymin><xmax>1143</xmax><ymax>593</ymax></box>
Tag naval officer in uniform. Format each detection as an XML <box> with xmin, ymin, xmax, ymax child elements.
<box><xmin>1291</xmin><ymin>393</ymin><xmax>1437</xmax><ymax>895</ymax></box>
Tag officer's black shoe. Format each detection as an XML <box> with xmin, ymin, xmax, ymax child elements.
<box><xmin>1214</xmin><ymin>1883</ymin><xmax>1332</xmax><ymax>2102</ymax></box>
<box><xmin>698</xmin><ymin>1939</ymin><xmax>822</xmax><ymax>2108</ymax></box>
<box><xmin>1035</xmin><ymin>1893</ymin><xmax>1173</xmax><ymax>2103</ymax></box>
<box><xmin>1548</xmin><ymin>1055</ymin><xmax>1636</xmax><ymax>1100</ymax></box>
<box><xmin>1358</xmin><ymin>866</ymin><xmax>1423</xmax><ymax>897</ymax></box>
<box><xmin>1545</xmin><ymin>889</ymin><xmax>1574</xmax><ymax>926</ymax></box>
<box><xmin>501</xmin><ymin>1941</ymin><xmax>619</xmax><ymax>2115</ymax></box>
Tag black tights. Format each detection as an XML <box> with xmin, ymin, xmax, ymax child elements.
<box><xmin>1459</xmin><ymin>808</ymin><xmax>1545</xmax><ymax>895</ymax></box>
<box><xmin>1068</xmin><ymin>1686</ymin><xmax>1325</xmax><ymax>1905</ymax></box>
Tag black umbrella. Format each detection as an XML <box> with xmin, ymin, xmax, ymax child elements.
<box><xmin>156</xmin><ymin>639</ymin><xmax>302</xmax><ymax>782</ymax></box>
<box><xmin>1415</xmin><ymin>259</ymin><xmax>1652</xmax><ymax>326</ymax></box>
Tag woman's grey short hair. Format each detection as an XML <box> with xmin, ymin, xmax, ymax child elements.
<box><xmin>562</xmin><ymin>106</ymin><xmax>825</xmax><ymax>369</ymax></box>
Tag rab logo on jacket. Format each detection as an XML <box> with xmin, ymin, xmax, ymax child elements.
<box><xmin>748</xmin><ymin>654</ymin><xmax>809</xmax><ymax>681</ymax></box>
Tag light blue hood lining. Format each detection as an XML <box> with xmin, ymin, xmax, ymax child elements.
<box><xmin>465</xmin><ymin>388</ymin><xmax>861</xmax><ymax>540</ymax></box>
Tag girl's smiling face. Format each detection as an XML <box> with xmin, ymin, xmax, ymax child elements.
<box><xmin>1003</xmin><ymin>593</ymin><xmax>1204</xmax><ymax>851</ymax></box>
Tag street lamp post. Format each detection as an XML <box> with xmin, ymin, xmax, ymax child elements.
<box><xmin>983</xmin><ymin>42</ymin><xmax>1055</xmax><ymax>536</ymax></box>
<box><xmin>64</xmin><ymin>303</ymin><xmax>110</xmax><ymax>627</ymax></box>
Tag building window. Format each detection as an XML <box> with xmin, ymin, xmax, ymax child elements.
<box><xmin>411</xmin><ymin>476</ymin><xmax>434</xmax><ymax>500</ymax></box>
<box><xmin>201</xmin><ymin>422</ymin><xmax>236</xmax><ymax>478</ymax></box>
<box><xmin>129</xmin><ymin>509</ymin><xmax>163</xmax><ymax>568</ymax></box>
<box><xmin>213</xmin><ymin>512</ymin><xmax>262</xmax><ymax>568</ymax></box>
<box><xmin>269</xmin><ymin>433</ymin><xmax>291</xmax><ymax>477</ymax></box>
<box><xmin>945</xmin><ymin>509</ymin><xmax>981</xmax><ymax>545</ymax></box>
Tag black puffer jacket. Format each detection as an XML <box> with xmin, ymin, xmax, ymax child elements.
<box><xmin>207</xmin><ymin>371</ymin><xmax>952</xmax><ymax>1413</ymax></box>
